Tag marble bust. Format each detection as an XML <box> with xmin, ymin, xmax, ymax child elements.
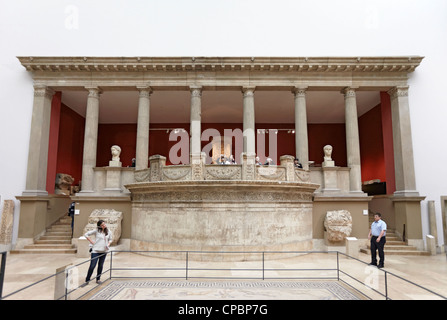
<box><xmin>110</xmin><ymin>145</ymin><xmax>122</xmax><ymax>167</ymax></box>
<box><xmin>323</xmin><ymin>145</ymin><xmax>335</xmax><ymax>167</ymax></box>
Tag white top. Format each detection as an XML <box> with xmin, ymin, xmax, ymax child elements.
<box><xmin>84</xmin><ymin>229</ymin><xmax>113</xmax><ymax>253</ymax></box>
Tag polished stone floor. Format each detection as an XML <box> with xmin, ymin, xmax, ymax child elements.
<box><xmin>1</xmin><ymin>250</ymin><xmax>447</xmax><ymax>300</ymax></box>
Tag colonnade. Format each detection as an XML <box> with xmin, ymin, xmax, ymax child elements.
<box><xmin>22</xmin><ymin>84</ymin><xmax>418</xmax><ymax>198</ymax></box>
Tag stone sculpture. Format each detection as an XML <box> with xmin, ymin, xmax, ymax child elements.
<box><xmin>109</xmin><ymin>145</ymin><xmax>122</xmax><ymax>167</ymax></box>
<box><xmin>323</xmin><ymin>145</ymin><xmax>335</xmax><ymax>167</ymax></box>
<box><xmin>83</xmin><ymin>209</ymin><xmax>123</xmax><ymax>245</ymax></box>
<box><xmin>324</xmin><ymin>210</ymin><xmax>352</xmax><ymax>242</ymax></box>
<box><xmin>55</xmin><ymin>173</ymin><xmax>74</xmax><ymax>195</ymax></box>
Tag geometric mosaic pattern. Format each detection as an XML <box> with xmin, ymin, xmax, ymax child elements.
<box><xmin>88</xmin><ymin>280</ymin><xmax>362</xmax><ymax>300</ymax></box>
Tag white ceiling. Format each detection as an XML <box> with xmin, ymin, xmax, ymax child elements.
<box><xmin>61</xmin><ymin>90</ymin><xmax>381</xmax><ymax>124</ymax></box>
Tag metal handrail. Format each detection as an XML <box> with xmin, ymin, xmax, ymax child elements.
<box><xmin>1</xmin><ymin>250</ymin><xmax>446</xmax><ymax>300</ymax></box>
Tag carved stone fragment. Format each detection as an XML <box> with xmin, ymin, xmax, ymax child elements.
<box><xmin>324</xmin><ymin>210</ymin><xmax>352</xmax><ymax>242</ymax></box>
<box><xmin>83</xmin><ymin>209</ymin><xmax>123</xmax><ymax>245</ymax></box>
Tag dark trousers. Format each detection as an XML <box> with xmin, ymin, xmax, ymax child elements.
<box><xmin>370</xmin><ymin>236</ymin><xmax>386</xmax><ymax>266</ymax></box>
<box><xmin>86</xmin><ymin>252</ymin><xmax>107</xmax><ymax>282</ymax></box>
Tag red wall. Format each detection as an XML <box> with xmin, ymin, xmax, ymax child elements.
<box><xmin>308</xmin><ymin>124</ymin><xmax>347</xmax><ymax>166</ymax></box>
<box><xmin>55</xmin><ymin>103</ymin><xmax>85</xmax><ymax>186</ymax></box>
<box><xmin>48</xmin><ymin>102</ymin><xmax>395</xmax><ymax>194</ymax></box>
<box><xmin>358</xmin><ymin>103</ymin><xmax>386</xmax><ymax>183</ymax></box>
<box><xmin>46</xmin><ymin>92</ymin><xmax>62</xmax><ymax>193</ymax></box>
<box><xmin>93</xmin><ymin>122</ymin><xmax>348</xmax><ymax>166</ymax></box>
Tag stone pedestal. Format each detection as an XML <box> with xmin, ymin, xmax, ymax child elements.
<box><xmin>280</xmin><ymin>155</ymin><xmax>295</xmax><ymax>181</ymax></box>
<box><xmin>241</xmin><ymin>152</ymin><xmax>256</xmax><ymax>180</ymax></box>
<box><xmin>323</xmin><ymin>160</ymin><xmax>335</xmax><ymax>167</ymax></box>
<box><xmin>76</xmin><ymin>236</ymin><xmax>90</xmax><ymax>258</ymax></box>
<box><xmin>54</xmin><ymin>263</ymin><xmax>73</xmax><ymax>300</ymax></box>
<box><xmin>426</xmin><ymin>235</ymin><xmax>437</xmax><ymax>256</ymax></box>
<box><xmin>149</xmin><ymin>155</ymin><xmax>166</xmax><ymax>181</ymax></box>
<box><xmin>0</xmin><ymin>200</ymin><xmax>15</xmax><ymax>252</ymax></box>
<box><xmin>104</xmin><ymin>167</ymin><xmax>123</xmax><ymax>193</ymax></box>
<box><xmin>322</xmin><ymin>166</ymin><xmax>340</xmax><ymax>194</ymax></box>
<box><xmin>428</xmin><ymin>200</ymin><xmax>440</xmax><ymax>253</ymax></box>
<box><xmin>109</xmin><ymin>160</ymin><xmax>122</xmax><ymax>167</ymax></box>
<box><xmin>345</xmin><ymin>237</ymin><xmax>359</xmax><ymax>258</ymax></box>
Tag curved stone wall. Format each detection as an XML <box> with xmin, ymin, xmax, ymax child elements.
<box><xmin>127</xmin><ymin>180</ymin><xmax>319</xmax><ymax>260</ymax></box>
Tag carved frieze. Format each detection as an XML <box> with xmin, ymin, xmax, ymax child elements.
<box><xmin>295</xmin><ymin>169</ymin><xmax>310</xmax><ymax>182</ymax></box>
<box><xmin>134</xmin><ymin>169</ymin><xmax>150</xmax><ymax>182</ymax></box>
<box><xmin>256</xmin><ymin>166</ymin><xmax>286</xmax><ymax>181</ymax></box>
<box><xmin>205</xmin><ymin>165</ymin><xmax>242</xmax><ymax>180</ymax></box>
<box><xmin>162</xmin><ymin>166</ymin><xmax>191</xmax><ymax>181</ymax></box>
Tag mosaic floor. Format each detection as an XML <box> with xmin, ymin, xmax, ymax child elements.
<box><xmin>87</xmin><ymin>279</ymin><xmax>364</xmax><ymax>300</ymax></box>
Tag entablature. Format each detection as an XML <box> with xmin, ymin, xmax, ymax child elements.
<box><xmin>18</xmin><ymin>56</ymin><xmax>423</xmax><ymax>92</ymax></box>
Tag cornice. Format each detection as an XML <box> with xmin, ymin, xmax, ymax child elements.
<box><xmin>17</xmin><ymin>56</ymin><xmax>424</xmax><ymax>73</ymax></box>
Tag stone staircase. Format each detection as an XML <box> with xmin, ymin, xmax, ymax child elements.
<box><xmin>362</xmin><ymin>211</ymin><xmax>429</xmax><ymax>256</ymax></box>
<box><xmin>360</xmin><ymin>229</ymin><xmax>430</xmax><ymax>256</ymax></box>
<box><xmin>11</xmin><ymin>215</ymin><xmax>76</xmax><ymax>254</ymax></box>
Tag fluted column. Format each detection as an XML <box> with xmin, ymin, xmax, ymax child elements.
<box><xmin>293</xmin><ymin>86</ymin><xmax>309</xmax><ymax>170</ymax></box>
<box><xmin>80</xmin><ymin>87</ymin><xmax>101</xmax><ymax>193</ymax></box>
<box><xmin>190</xmin><ymin>86</ymin><xmax>202</xmax><ymax>158</ymax></box>
<box><xmin>388</xmin><ymin>86</ymin><xmax>418</xmax><ymax>196</ymax></box>
<box><xmin>135</xmin><ymin>86</ymin><xmax>152</xmax><ymax>170</ymax></box>
<box><xmin>242</xmin><ymin>86</ymin><xmax>256</xmax><ymax>156</ymax></box>
<box><xmin>342</xmin><ymin>87</ymin><xmax>363</xmax><ymax>194</ymax></box>
<box><xmin>23</xmin><ymin>85</ymin><xmax>55</xmax><ymax>196</ymax></box>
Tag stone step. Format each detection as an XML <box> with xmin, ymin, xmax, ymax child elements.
<box><xmin>45</xmin><ymin>231</ymin><xmax>72</xmax><ymax>236</ymax></box>
<box><xmin>360</xmin><ymin>248</ymin><xmax>430</xmax><ymax>256</ymax></box>
<box><xmin>35</xmin><ymin>239</ymin><xmax>72</xmax><ymax>245</ymax></box>
<box><xmin>386</xmin><ymin>241</ymin><xmax>407</xmax><ymax>245</ymax></box>
<box><xmin>10</xmin><ymin>248</ymin><xmax>77</xmax><ymax>254</ymax></box>
<box><xmin>367</xmin><ymin>244</ymin><xmax>417</xmax><ymax>251</ymax></box>
<box><xmin>48</xmin><ymin>225</ymin><xmax>72</xmax><ymax>231</ymax></box>
<box><xmin>12</xmin><ymin>214</ymin><xmax>77</xmax><ymax>254</ymax></box>
<box><xmin>24</xmin><ymin>244</ymin><xmax>75</xmax><ymax>249</ymax></box>
<box><xmin>39</xmin><ymin>235</ymin><xmax>72</xmax><ymax>241</ymax></box>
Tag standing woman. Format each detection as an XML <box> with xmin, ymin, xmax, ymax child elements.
<box><xmin>81</xmin><ymin>220</ymin><xmax>113</xmax><ymax>286</ymax></box>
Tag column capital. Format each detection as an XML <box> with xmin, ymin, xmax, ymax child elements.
<box><xmin>341</xmin><ymin>86</ymin><xmax>358</xmax><ymax>98</ymax></box>
<box><xmin>387</xmin><ymin>86</ymin><xmax>409</xmax><ymax>99</ymax></box>
<box><xmin>242</xmin><ymin>86</ymin><xmax>256</xmax><ymax>97</ymax></box>
<box><xmin>190</xmin><ymin>85</ymin><xmax>202</xmax><ymax>97</ymax></box>
<box><xmin>85</xmin><ymin>86</ymin><xmax>103</xmax><ymax>98</ymax></box>
<box><xmin>137</xmin><ymin>86</ymin><xmax>153</xmax><ymax>98</ymax></box>
<box><xmin>33</xmin><ymin>85</ymin><xmax>55</xmax><ymax>99</ymax></box>
<box><xmin>292</xmin><ymin>86</ymin><xmax>308</xmax><ymax>97</ymax></box>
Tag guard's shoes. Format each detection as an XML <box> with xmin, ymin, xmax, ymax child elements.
<box><xmin>368</xmin><ymin>262</ymin><xmax>377</xmax><ymax>266</ymax></box>
<box><xmin>80</xmin><ymin>282</ymin><xmax>88</xmax><ymax>288</ymax></box>
<box><xmin>378</xmin><ymin>265</ymin><xmax>384</xmax><ymax>269</ymax></box>
<box><xmin>96</xmin><ymin>280</ymin><xmax>103</xmax><ymax>285</ymax></box>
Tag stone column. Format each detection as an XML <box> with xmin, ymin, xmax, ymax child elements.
<box><xmin>135</xmin><ymin>86</ymin><xmax>152</xmax><ymax>170</ymax></box>
<box><xmin>190</xmin><ymin>86</ymin><xmax>202</xmax><ymax>158</ymax></box>
<box><xmin>428</xmin><ymin>200</ymin><xmax>439</xmax><ymax>253</ymax></box>
<box><xmin>342</xmin><ymin>87</ymin><xmax>363</xmax><ymax>194</ymax></box>
<box><xmin>79</xmin><ymin>87</ymin><xmax>101</xmax><ymax>193</ymax></box>
<box><xmin>293</xmin><ymin>86</ymin><xmax>309</xmax><ymax>170</ymax></box>
<box><xmin>23</xmin><ymin>85</ymin><xmax>55</xmax><ymax>196</ymax></box>
<box><xmin>242</xmin><ymin>86</ymin><xmax>256</xmax><ymax>156</ymax></box>
<box><xmin>388</xmin><ymin>86</ymin><xmax>418</xmax><ymax>196</ymax></box>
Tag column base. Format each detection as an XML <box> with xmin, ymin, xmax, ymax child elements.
<box><xmin>349</xmin><ymin>190</ymin><xmax>366</xmax><ymax>196</ymax></box>
<box><xmin>393</xmin><ymin>190</ymin><xmax>420</xmax><ymax>197</ymax></box>
<box><xmin>21</xmin><ymin>190</ymin><xmax>48</xmax><ymax>197</ymax></box>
